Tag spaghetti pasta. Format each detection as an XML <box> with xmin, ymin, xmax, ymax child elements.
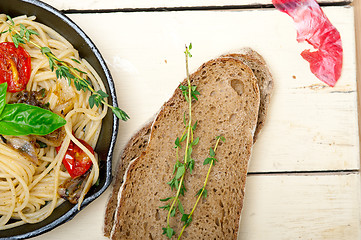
<box><xmin>0</xmin><ymin>14</ymin><xmax>105</xmax><ymax>229</ymax></box>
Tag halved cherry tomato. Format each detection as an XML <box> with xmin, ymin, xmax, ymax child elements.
<box><xmin>0</xmin><ymin>42</ymin><xmax>31</xmax><ymax>92</ymax></box>
<box><xmin>56</xmin><ymin>138</ymin><xmax>94</xmax><ymax>179</ymax></box>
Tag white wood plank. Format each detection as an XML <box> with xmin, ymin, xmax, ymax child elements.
<box><xmin>41</xmin><ymin>0</ymin><xmax>351</xmax><ymax>11</ymax></box>
<box><xmin>23</xmin><ymin>5</ymin><xmax>361</xmax><ymax>240</ymax></box>
<box><xmin>32</xmin><ymin>173</ymin><xmax>361</xmax><ymax>240</ymax></box>
<box><xmin>64</xmin><ymin>7</ymin><xmax>358</xmax><ymax>172</ymax></box>
<box><xmin>238</xmin><ymin>173</ymin><xmax>361</xmax><ymax>240</ymax></box>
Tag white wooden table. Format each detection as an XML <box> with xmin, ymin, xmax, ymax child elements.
<box><xmin>30</xmin><ymin>0</ymin><xmax>361</xmax><ymax>239</ymax></box>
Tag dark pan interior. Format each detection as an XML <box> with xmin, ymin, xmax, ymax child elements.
<box><xmin>0</xmin><ymin>0</ymin><xmax>118</xmax><ymax>239</ymax></box>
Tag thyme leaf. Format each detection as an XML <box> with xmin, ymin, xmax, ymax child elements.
<box><xmin>162</xmin><ymin>227</ymin><xmax>175</xmax><ymax>239</ymax></box>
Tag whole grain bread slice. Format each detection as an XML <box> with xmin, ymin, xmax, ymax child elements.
<box><xmin>103</xmin><ymin>49</ymin><xmax>273</xmax><ymax>238</ymax></box>
<box><xmin>109</xmin><ymin>57</ymin><xmax>260</xmax><ymax>239</ymax></box>
<box><xmin>103</xmin><ymin>122</ymin><xmax>153</xmax><ymax>237</ymax></box>
<box><xmin>223</xmin><ymin>48</ymin><xmax>273</xmax><ymax>142</ymax></box>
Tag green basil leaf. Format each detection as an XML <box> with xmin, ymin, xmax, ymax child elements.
<box><xmin>0</xmin><ymin>83</ymin><xmax>7</xmax><ymax>116</ymax></box>
<box><xmin>0</xmin><ymin>103</ymin><xmax>66</xmax><ymax>136</ymax></box>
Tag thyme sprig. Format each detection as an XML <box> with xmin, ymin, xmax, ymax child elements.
<box><xmin>160</xmin><ymin>43</ymin><xmax>199</xmax><ymax>238</ymax></box>
<box><xmin>0</xmin><ymin>15</ymin><xmax>129</xmax><ymax>121</ymax></box>
<box><xmin>160</xmin><ymin>44</ymin><xmax>225</xmax><ymax>239</ymax></box>
<box><xmin>178</xmin><ymin>136</ymin><xmax>225</xmax><ymax>239</ymax></box>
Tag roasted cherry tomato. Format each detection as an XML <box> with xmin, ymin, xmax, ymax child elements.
<box><xmin>56</xmin><ymin>138</ymin><xmax>94</xmax><ymax>179</ymax></box>
<box><xmin>0</xmin><ymin>42</ymin><xmax>31</xmax><ymax>92</ymax></box>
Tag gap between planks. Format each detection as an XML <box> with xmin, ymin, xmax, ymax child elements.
<box><xmin>61</xmin><ymin>1</ymin><xmax>352</xmax><ymax>14</ymax></box>
<box><xmin>248</xmin><ymin>169</ymin><xmax>360</xmax><ymax>176</ymax></box>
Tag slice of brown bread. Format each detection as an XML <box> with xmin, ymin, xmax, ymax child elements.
<box><xmin>104</xmin><ymin>50</ymin><xmax>273</xmax><ymax>238</ymax></box>
<box><xmin>103</xmin><ymin>122</ymin><xmax>153</xmax><ymax>237</ymax></box>
<box><xmin>223</xmin><ymin>48</ymin><xmax>273</xmax><ymax>142</ymax></box>
<box><xmin>103</xmin><ymin>49</ymin><xmax>273</xmax><ymax>238</ymax></box>
<box><xmin>109</xmin><ymin>57</ymin><xmax>260</xmax><ymax>239</ymax></box>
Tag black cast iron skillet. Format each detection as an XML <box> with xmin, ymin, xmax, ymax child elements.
<box><xmin>0</xmin><ymin>0</ymin><xmax>118</xmax><ymax>239</ymax></box>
